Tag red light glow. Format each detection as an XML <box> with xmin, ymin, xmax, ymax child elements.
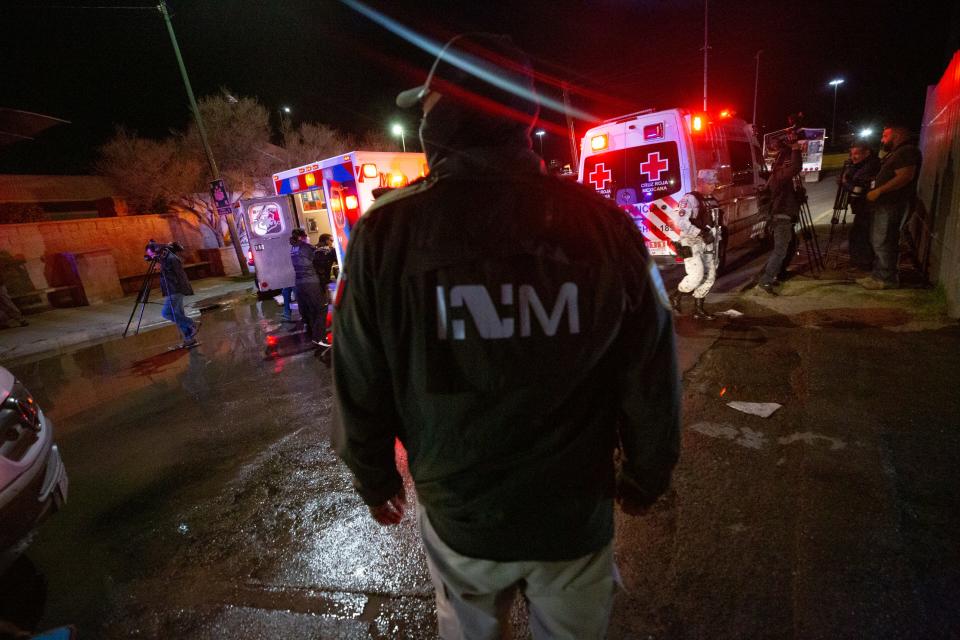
<box><xmin>266</xmin><ymin>335</ymin><xmax>278</xmax><ymax>347</ymax></box>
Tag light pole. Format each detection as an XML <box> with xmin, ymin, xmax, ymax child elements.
<box><xmin>535</xmin><ymin>129</ymin><xmax>545</xmax><ymax>156</ymax></box>
<box><xmin>392</xmin><ymin>123</ymin><xmax>406</xmax><ymax>152</ymax></box>
<box><xmin>279</xmin><ymin>105</ymin><xmax>292</xmax><ymax>135</ymax></box>
<box><xmin>158</xmin><ymin>0</ymin><xmax>248</xmax><ymax>275</ymax></box>
<box><xmin>829</xmin><ymin>78</ymin><xmax>844</xmax><ymax>148</ymax></box>
<box><xmin>752</xmin><ymin>50</ymin><xmax>762</xmax><ymax>125</ymax></box>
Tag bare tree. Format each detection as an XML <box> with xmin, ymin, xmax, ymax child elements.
<box><xmin>97</xmin><ymin>91</ymin><xmax>398</xmax><ymax>248</ymax></box>
<box><xmin>282</xmin><ymin>123</ymin><xmax>356</xmax><ymax>167</ymax></box>
<box><xmin>99</xmin><ymin>93</ymin><xmax>276</xmax><ymax>247</ymax></box>
<box><xmin>357</xmin><ymin>129</ymin><xmax>395</xmax><ymax>152</ymax></box>
<box><xmin>98</xmin><ymin>127</ymin><xmax>223</xmax><ymax>245</ymax></box>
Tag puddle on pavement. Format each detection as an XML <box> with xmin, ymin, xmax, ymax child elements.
<box><xmin>3</xmin><ymin>299</ymin><xmax>343</xmax><ymax>636</ymax></box>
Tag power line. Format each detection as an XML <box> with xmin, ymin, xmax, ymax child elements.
<box><xmin>8</xmin><ymin>4</ymin><xmax>154</xmax><ymax>8</ymax></box>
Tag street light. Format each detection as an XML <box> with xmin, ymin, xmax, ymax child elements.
<box><xmin>859</xmin><ymin>128</ymin><xmax>873</xmax><ymax>138</ymax></box>
<box><xmin>535</xmin><ymin>129</ymin><xmax>545</xmax><ymax>156</ymax></box>
<box><xmin>392</xmin><ymin>123</ymin><xmax>406</xmax><ymax>152</ymax></box>
<box><xmin>828</xmin><ymin>78</ymin><xmax>844</xmax><ymax>147</ymax></box>
<box><xmin>278</xmin><ymin>106</ymin><xmax>292</xmax><ymax>133</ymax></box>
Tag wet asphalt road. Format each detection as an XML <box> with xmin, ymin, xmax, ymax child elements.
<box><xmin>5</xmin><ymin>301</ymin><xmax>436</xmax><ymax>638</ymax></box>
<box><xmin>3</xmin><ymin>178</ymin><xmax>959</xmax><ymax>639</ymax></box>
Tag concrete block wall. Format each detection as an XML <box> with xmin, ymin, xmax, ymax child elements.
<box><xmin>0</xmin><ymin>213</ymin><xmax>208</xmax><ymax>291</ymax></box>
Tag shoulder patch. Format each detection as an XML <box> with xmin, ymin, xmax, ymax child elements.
<box><xmin>647</xmin><ymin>260</ymin><xmax>672</xmax><ymax>311</ymax></box>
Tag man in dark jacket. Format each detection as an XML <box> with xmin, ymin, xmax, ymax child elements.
<box><xmin>289</xmin><ymin>229</ymin><xmax>327</xmax><ymax>346</ymax></box>
<box><xmin>756</xmin><ymin>135</ymin><xmax>803</xmax><ymax>295</ymax></box>
<box><xmin>145</xmin><ymin>240</ymin><xmax>198</xmax><ymax>346</ymax></box>
<box><xmin>859</xmin><ymin>125</ymin><xmax>922</xmax><ymax>289</ymax></box>
<box><xmin>839</xmin><ymin>142</ymin><xmax>881</xmax><ymax>271</ymax></box>
<box><xmin>333</xmin><ymin>33</ymin><xmax>680</xmax><ymax>638</ymax></box>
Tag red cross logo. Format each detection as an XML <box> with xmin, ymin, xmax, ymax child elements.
<box><xmin>588</xmin><ymin>162</ymin><xmax>612</xmax><ymax>190</ymax></box>
<box><xmin>640</xmin><ymin>152</ymin><xmax>669</xmax><ymax>181</ymax></box>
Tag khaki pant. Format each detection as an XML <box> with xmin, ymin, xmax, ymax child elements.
<box><xmin>678</xmin><ymin>236</ymin><xmax>716</xmax><ymax>299</ymax></box>
<box><xmin>418</xmin><ymin>505</ymin><xmax>618</xmax><ymax>640</ymax></box>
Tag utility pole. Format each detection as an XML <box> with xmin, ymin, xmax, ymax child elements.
<box><xmin>702</xmin><ymin>0</ymin><xmax>709</xmax><ymax>112</ymax></box>
<box><xmin>561</xmin><ymin>82</ymin><xmax>579</xmax><ymax>170</ymax></box>
<box><xmin>158</xmin><ymin>0</ymin><xmax>249</xmax><ymax>275</ymax></box>
<box><xmin>752</xmin><ymin>50</ymin><xmax>762</xmax><ymax>125</ymax></box>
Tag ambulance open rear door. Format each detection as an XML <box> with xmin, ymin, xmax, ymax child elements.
<box><xmin>239</xmin><ymin>195</ymin><xmax>297</xmax><ymax>294</ymax></box>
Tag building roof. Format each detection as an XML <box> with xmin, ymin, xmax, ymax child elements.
<box><xmin>0</xmin><ymin>174</ymin><xmax>118</xmax><ymax>203</ymax></box>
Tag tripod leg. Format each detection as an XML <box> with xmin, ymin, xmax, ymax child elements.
<box><xmin>134</xmin><ymin>278</ymin><xmax>150</xmax><ymax>335</ymax></box>
<box><xmin>124</xmin><ymin>260</ymin><xmax>157</xmax><ymax>337</ymax></box>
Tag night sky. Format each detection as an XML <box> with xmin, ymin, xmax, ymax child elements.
<box><xmin>3</xmin><ymin>0</ymin><xmax>958</xmax><ymax>174</ymax></box>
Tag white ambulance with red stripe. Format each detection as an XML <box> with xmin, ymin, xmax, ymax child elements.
<box><xmin>578</xmin><ymin>108</ymin><xmax>768</xmax><ymax>269</ymax></box>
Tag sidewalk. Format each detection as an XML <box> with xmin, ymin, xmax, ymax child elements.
<box><xmin>0</xmin><ymin>276</ymin><xmax>256</xmax><ymax>366</ymax></box>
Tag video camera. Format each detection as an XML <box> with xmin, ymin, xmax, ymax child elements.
<box><xmin>144</xmin><ymin>239</ymin><xmax>184</xmax><ymax>261</ymax></box>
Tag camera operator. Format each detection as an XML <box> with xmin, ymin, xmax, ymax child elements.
<box><xmin>756</xmin><ymin>128</ymin><xmax>803</xmax><ymax>295</ymax></box>
<box><xmin>145</xmin><ymin>240</ymin><xmax>199</xmax><ymax>347</ymax></box>
<box><xmin>838</xmin><ymin>142</ymin><xmax>880</xmax><ymax>272</ymax></box>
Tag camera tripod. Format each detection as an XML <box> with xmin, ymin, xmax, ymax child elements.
<box><xmin>123</xmin><ymin>254</ymin><xmax>166</xmax><ymax>337</ymax></box>
<box><xmin>793</xmin><ymin>175</ymin><xmax>825</xmax><ymax>275</ymax></box>
<box><xmin>824</xmin><ymin>180</ymin><xmax>851</xmax><ymax>268</ymax></box>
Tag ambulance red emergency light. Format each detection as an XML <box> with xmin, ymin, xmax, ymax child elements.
<box><xmin>273</xmin><ymin>151</ymin><xmax>427</xmax><ymax>270</ymax></box>
<box><xmin>577</xmin><ymin>107</ymin><xmax>769</xmax><ymax>270</ymax></box>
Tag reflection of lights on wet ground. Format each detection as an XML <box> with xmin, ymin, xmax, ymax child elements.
<box><xmin>720</xmin><ymin>386</ymin><xmax>727</xmax><ymax>397</ymax></box>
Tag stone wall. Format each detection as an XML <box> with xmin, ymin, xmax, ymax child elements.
<box><xmin>0</xmin><ymin>212</ymin><xmax>211</xmax><ymax>291</ymax></box>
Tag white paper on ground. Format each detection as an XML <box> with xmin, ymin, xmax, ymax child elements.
<box><xmin>727</xmin><ymin>401</ymin><xmax>782</xmax><ymax>418</ymax></box>
<box><xmin>716</xmin><ymin>309</ymin><xmax>744</xmax><ymax>317</ymax></box>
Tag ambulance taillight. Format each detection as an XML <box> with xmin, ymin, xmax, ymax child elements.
<box><xmin>691</xmin><ymin>115</ymin><xmax>704</xmax><ymax>133</ymax></box>
<box><xmin>590</xmin><ymin>134</ymin><xmax>608</xmax><ymax>151</ymax></box>
<box><xmin>345</xmin><ymin>195</ymin><xmax>359</xmax><ymax>210</ymax></box>
<box><xmin>388</xmin><ymin>172</ymin><xmax>407</xmax><ymax>188</ymax></box>
<box><xmin>361</xmin><ymin>163</ymin><xmax>379</xmax><ymax>179</ymax></box>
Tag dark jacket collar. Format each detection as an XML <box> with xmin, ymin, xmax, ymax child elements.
<box><xmin>429</xmin><ymin>147</ymin><xmax>545</xmax><ymax>179</ymax></box>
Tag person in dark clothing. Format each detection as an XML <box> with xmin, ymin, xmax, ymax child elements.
<box><xmin>312</xmin><ymin>233</ymin><xmax>337</xmax><ymax>284</ymax></box>
<box><xmin>145</xmin><ymin>240</ymin><xmax>198</xmax><ymax>346</ymax></box>
<box><xmin>0</xmin><ymin>270</ymin><xmax>28</xmax><ymax>329</ymax></box>
<box><xmin>859</xmin><ymin>125</ymin><xmax>922</xmax><ymax>289</ymax></box>
<box><xmin>289</xmin><ymin>229</ymin><xmax>327</xmax><ymax>346</ymax></box>
<box><xmin>839</xmin><ymin>142</ymin><xmax>881</xmax><ymax>272</ymax></box>
<box><xmin>756</xmin><ymin>135</ymin><xmax>803</xmax><ymax>295</ymax></box>
<box><xmin>333</xmin><ymin>33</ymin><xmax>680</xmax><ymax>639</ymax></box>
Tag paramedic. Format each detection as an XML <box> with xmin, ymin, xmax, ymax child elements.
<box><xmin>332</xmin><ymin>32</ymin><xmax>680</xmax><ymax>639</ymax></box>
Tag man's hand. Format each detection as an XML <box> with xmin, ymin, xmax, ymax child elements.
<box><xmin>866</xmin><ymin>189</ymin><xmax>880</xmax><ymax>202</ymax></box>
<box><xmin>368</xmin><ymin>487</ymin><xmax>407</xmax><ymax>526</ymax></box>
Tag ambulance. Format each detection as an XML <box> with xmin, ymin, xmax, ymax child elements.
<box><xmin>577</xmin><ymin>108</ymin><xmax>768</xmax><ymax>270</ymax></box>
<box><xmin>242</xmin><ymin>151</ymin><xmax>427</xmax><ymax>293</ymax></box>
